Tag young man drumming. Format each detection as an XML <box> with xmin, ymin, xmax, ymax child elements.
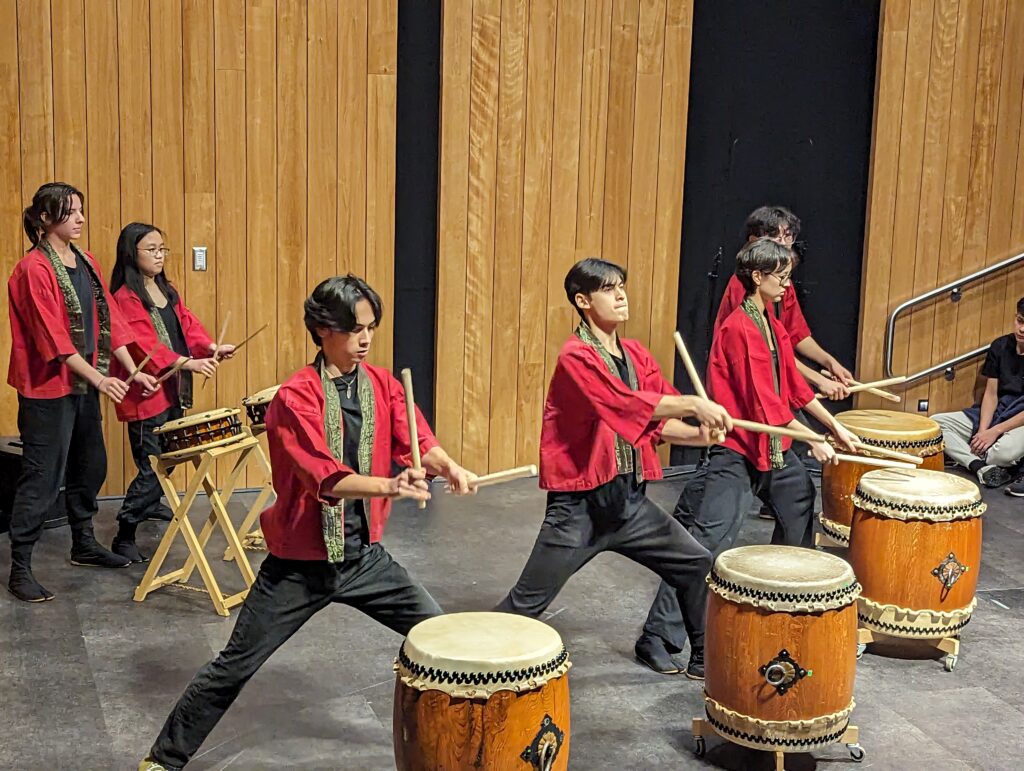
<box><xmin>636</xmin><ymin>238</ymin><xmax>858</xmax><ymax>674</ymax></box>
<box><xmin>139</xmin><ymin>276</ymin><xmax>475</xmax><ymax>771</ymax></box>
<box><xmin>495</xmin><ymin>258</ymin><xmax>732</xmax><ymax>680</ymax></box>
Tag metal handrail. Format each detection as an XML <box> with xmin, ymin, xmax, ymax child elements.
<box><xmin>884</xmin><ymin>249</ymin><xmax>1024</xmax><ymax>382</ymax></box>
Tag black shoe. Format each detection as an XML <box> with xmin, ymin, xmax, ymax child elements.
<box><xmin>685</xmin><ymin>647</ymin><xmax>705</xmax><ymax>680</ymax></box>
<box><xmin>70</xmin><ymin>541</ymin><xmax>131</xmax><ymax>569</ymax></box>
<box><xmin>1005</xmin><ymin>472</ymin><xmax>1024</xmax><ymax>497</ymax></box>
<box><xmin>145</xmin><ymin>503</ymin><xmax>174</xmax><ymax>522</ymax></box>
<box><xmin>977</xmin><ymin>465</ymin><xmax>1012</xmax><ymax>488</ymax></box>
<box><xmin>111</xmin><ymin>537</ymin><xmax>149</xmax><ymax>564</ymax></box>
<box><xmin>757</xmin><ymin>504</ymin><xmax>774</xmax><ymax>520</ymax></box>
<box><xmin>634</xmin><ymin>634</ymin><xmax>681</xmax><ymax>675</ymax></box>
<box><xmin>8</xmin><ymin>566</ymin><xmax>55</xmax><ymax>603</ymax></box>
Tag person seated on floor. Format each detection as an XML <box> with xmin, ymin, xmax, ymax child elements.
<box><xmin>932</xmin><ymin>296</ymin><xmax>1024</xmax><ymax>494</ymax></box>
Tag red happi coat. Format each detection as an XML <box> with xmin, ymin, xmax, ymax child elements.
<box><xmin>539</xmin><ymin>335</ymin><xmax>677</xmax><ymax>492</ymax></box>
<box><xmin>260</xmin><ymin>362</ymin><xmax>439</xmax><ymax>561</ymax></box>
<box><xmin>7</xmin><ymin>247</ymin><xmax>131</xmax><ymax>398</ymax></box>
<box><xmin>714</xmin><ymin>274</ymin><xmax>812</xmax><ymax>347</ymax></box>
<box><xmin>109</xmin><ymin>285</ymin><xmax>215</xmax><ymax>422</ymax></box>
<box><xmin>708</xmin><ymin>304</ymin><xmax>815</xmax><ymax>471</ymax></box>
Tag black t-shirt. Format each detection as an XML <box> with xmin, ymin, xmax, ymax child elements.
<box><xmin>333</xmin><ymin>370</ymin><xmax>370</xmax><ymax>558</ymax></box>
<box><xmin>158</xmin><ymin>302</ymin><xmax>192</xmax><ymax>405</ymax></box>
<box><xmin>66</xmin><ymin>256</ymin><xmax>95</xmax><ymax>359</ymax></box>
<box><xmin>981</xmin><ymin>334</ymin><xmax>1024</xmax><ymax>398</ymax></box>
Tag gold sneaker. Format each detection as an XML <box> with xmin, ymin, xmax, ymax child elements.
<box><xmin>138</xmin><ymin>759</ymin><xmax>171</xmax><ymax>771</ymax></box>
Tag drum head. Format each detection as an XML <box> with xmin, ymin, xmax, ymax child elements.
<box><xmin>709</xmin><ymin>545</ymin><xmax>860</xmax><ymax>612</ymax></box>
<box><xmin>835</xmin><ymin>409</ymin><xmax>940</xmax><ymax>441</ymax></box>
<box><xmin>854</xmin><ymin>468</ymin><xmax>985</xmax><ymax>521</ymax></box>
<box><xmin>153</xmin><ymin>407</ymin><xmax>241</xmax><ymax>434</ymax></box>
<box><xmin>396</xmin><ymin>612</ymin><xmax>571</xmax><ymax>697</ymax></box>
<box><xmin>242</xmin><ymin>385</ymin><xmax>280</xmax><ymax>406</ymax></box>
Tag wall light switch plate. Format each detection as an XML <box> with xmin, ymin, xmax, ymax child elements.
<box><xmin>192</xmin><ymin>246</ymin><xmax>207</xmax><ymax>271</ymax></box>
<box><xmin>917</xmin><ymin>399</ymin><xmax>928</xmax><ymax>412</ymax></box>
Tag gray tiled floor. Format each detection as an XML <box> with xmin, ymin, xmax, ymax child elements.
<box><xmin>1</xmin><ymin>469</ymin><xmax>1022</xmax><ymax>770</ymax></box>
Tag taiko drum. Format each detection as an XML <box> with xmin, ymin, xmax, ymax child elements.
<box><xmin>152</xmin><ymin>408</ymin><xmax>244</xmax><ymax>459</ymax></box>
<box><xmin>393</xmin><ymin>612</ymin><xmax>571</xmax><ymax>771</ymax></box>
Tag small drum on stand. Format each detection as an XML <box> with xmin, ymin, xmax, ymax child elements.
<box><xmin>393</xmin><ymin>612</ymin><xmax>571</xmax><ymax>771</ymax></box>
<box><xmin>849</xmin><ymin>468</ymin><xmax>984</xmax><ymax>671</ymax></box>
<box><xmin>241</xmin><ymin>385</ymin><xmax>280</xmax><ymax>434</ymax></box>
<box><xmin>819</xmin><ymin>409</ymin><xmax>944</xmax><ymax>546</ymax></box>
<box><xmin>693</xmin><ymin>545</ymin><xmax>864</xmax><ymax>767</ymax></box>
<box><xmin>153</xmin><ymin>408</ymin><xmax>245</xmax><ymax>459</ymax></box>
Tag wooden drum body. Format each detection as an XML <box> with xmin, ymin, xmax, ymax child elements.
<box><xmin>820</xmin><ymin>409</ymin><xmax>944</xmax><ymax>545</ymax></box>
<box><xmin>393</xmin><ymin>612</ymin><xmax>571</xmax><ymax>771</ymax></box>
<box><xmin>153</xmin><ymin>408</ymin><xmax>244</xmax><ymax>459</ymax></box>
<box><xmin>242</xmin><ymin>385</ymin><xmax>280</xmax><ymax>433</ymax></box>
<box><xmin>704</xmin><ymin>546</ymin><xmax>861</xmax><ymax>752</ymax></box>
<box><xmin>849</xmin><ymin>468</ymin><xmax>984</xmax><ymax>639</ymax></box>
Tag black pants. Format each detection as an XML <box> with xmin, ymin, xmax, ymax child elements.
<box><xmin>642</xmin><ymin>446</ymin><xmax>815</xmax><ymax>652</ymax></box>
<box><xmin>495</xmin><ymin>477</ymin><xmax>712</xmax><ymax>651</ymax></box>
<box><xmin>149</xmin><ymin>545</ymin><xmax>442</xmax><ymax>769</ymax></box>
<box><xmin>118</xmin><ymin>406</ymin><xmax>182</xmax><ymax>526</ymax></box>
<box><xmin>8</xmin><ymin>392</ymin><xmax>106</xmax><ymax>559</ymax></box>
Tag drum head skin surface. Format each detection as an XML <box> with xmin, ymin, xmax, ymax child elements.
<box><xmin>854</xmin><ymin>468</ymin><xmax>985</xmax><ymax>521</ymax></box>
<box><xmin>153</xmin><ymin>407</ymin><xmax>241</xmax><ymax>433</ymax></box>
<box><xmin>396</xmin><ymin>612</ymin><xmax>571</xmax><ymax>697</ymax></box>
<box><xmin>834</xmin><ymin>409</ymin><xmax>940</xmax><ymax>441</ymax></box>
<box><xmin>243</xmin><ymin>385</ymin><xmax>280</xmax><ymax>406</ymax></box>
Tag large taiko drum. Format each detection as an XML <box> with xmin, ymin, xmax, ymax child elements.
<box><xmin>820</xmin><ymin>409</ymin><xmax>944</xmax><ymax>545</ymax></box>
<box><xmin>153</xmin><ymin>408</ymin><xmax>245</xmax><ymax>459</ymax></box>
<box><xmin>393</xmin><ymin>612</ymin><xmax>572</xmax><ymax>771</ymax></box>
<box><xmin>849</xmin><ymin>468</ymin><xmax>984</xmax><ymax>639</ymax></box>
<box><xmin>703</xmin><ymin>546</ymin><xmax>861</xmax><ymax>752</ymax></box>
<box><xmin>241</xmin><ymin>385</ymin><xmax>280</xmax><ymax>433</ymax></box>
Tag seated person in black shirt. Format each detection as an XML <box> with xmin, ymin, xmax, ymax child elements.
<box><xmin>933</xmin><ymin>295</ymin><xmax>1024</xmax><ymax>492</ymax></box>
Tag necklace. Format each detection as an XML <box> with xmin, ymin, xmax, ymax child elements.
<box><xmin>337</xmin><ymin>368</ymin><xmax>358</xmax><ymax>398</ymax></box>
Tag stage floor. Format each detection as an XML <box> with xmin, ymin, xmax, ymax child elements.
<box><xmin>1</xmin><ymin>469</ymin><xmax>1022</xmax><ymax>770</ymax></box>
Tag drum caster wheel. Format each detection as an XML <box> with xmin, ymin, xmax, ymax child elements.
<box><xmin>944</xmin><ymin>654</ymin><xmax>958</xmax><ymax>672</ymax></box>
<box><xmin>694</xmin><ymin>736</ymin><xmax>706</xmax><ymax>757</ymax></box>
<box><xmin>847</xmin><ymin>743</ymin><xmax>865</xmax><ymax>762</ymax></box>
<box><xmin>856</xmin><ymin>642</ymin><xmax>866</xmax><ymax>659</ymax></box>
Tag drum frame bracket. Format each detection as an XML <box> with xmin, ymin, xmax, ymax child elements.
<box><xmin>857</xmin><ymin>627</ymin><xmax>961</xmax><ymax>671</ymax></box>
<box><xmin>691</xmin><ymin>718</ymin><xmax>864</xmax><ymax>768</ymax></box>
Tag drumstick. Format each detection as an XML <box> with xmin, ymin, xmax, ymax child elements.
<box><xmin>124</xmin><ymin>348</ymin><xmax>156</xmax><ymax>386</ymax></box>
<box><xmin>733</xmin><ymin>419</ymin><xmax>824</xmax><ymax>444</ymax></box>
<box><xmin>832</xmin><ymin>453</ymin><xmax>916</xmax><ymax>470</ymax></box>
<box><xmin>673</xmin><ymin>331</ymin><xmax>710</xmax><ymax>400</ymax></box>
<box><xmin>201</xmin><ymin>310</ymin><xmax>232</xmax><ymax>389</ymax></box>
<box><xmin>155</xmin><ymin>357</ymin><xmax>188</xmax><ymax>385</ymax></box>
<box><xmin>228</xmin><ymin>323</ymin><xmax>269</xmax><ymax>353</ymax></box>
<box><xmin>818</xmin><ymin>371</ymin><xmax>901</xmax><ymax>402</ymax></box>
<box><xmin>815</xmin><ymin>375</ymin><xmax>907</xmax><ymax>399</ymax></box>
<box><xmin>400</xmin><ymin>368</ymin><xmax>427</xmax><ymax>510</ymax></box>
<box><xmin>469</xmin><ymin>465</ymin><xmax>537</xmax><ymax>489</ymax></box>
<box><xmin>849</xmin><ymin>440</ymin><xmax>923</xmax><ymax>465</ymax></box>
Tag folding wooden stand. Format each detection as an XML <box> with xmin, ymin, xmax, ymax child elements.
<box><xmin>133</xmin><ymin>433</ymin><xmax>260</xmax><ymax>616</ymax></box>
<box><xmin>222</xmin><ymin>433</ymin><xmax>273</xmax><ymax>563</ymax></box>
<box><xmin>691</xmin><ymin>717</ymin><xmax>863</xmax><ymax>769</ymax></box>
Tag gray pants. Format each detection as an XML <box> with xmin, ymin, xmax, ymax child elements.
<box><xmin>932</xmin><ymin>410</ymin><xmax>1024</xmax><ymax>469</ymax></box>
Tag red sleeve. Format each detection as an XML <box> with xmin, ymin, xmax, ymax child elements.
<box><xmin>175</xmin><ymin>297</ymin><xmax>215</xmax><ymax>358</ymax></box>
<box><xmin>560</xmin><ymin>347</ymin><xmax>665</xmax><ymax>446</ymax></box>
<box><xmin>781</xmin><ymin>290</ymin><xmax>812</xmax><ymax>345</ymax></box>
<box><xmin>708</xmin><ymin>319</ymin><xmax>794</xmax><ymax>427</ymax></box>
<box><xmin>12</xmin><ymin>263</ymin><xmax>77</xmax><ymax>363</ymax></box>
<box><xmin>712</xmin><ymin>276</ymin><xmax>745</xmax><ymax>340</ymax></box>
<box><xmin>113</xmin><ymin>290</ymin><xmax>180</xmax><ymax>371</ymax></box>
<box><xmin>386</xmin><ymin>372</ymin><xmax>441</xmax><ymax>468</ymax></box>
<box><xmin>267</xmin><ymin>385</ymin><xmax>354</xmax><ymax>502</ymax></box>
<box><xmin>631</xmin><ymin>343</ymin><xmax>679</xmax><ymax>446</ymax></box>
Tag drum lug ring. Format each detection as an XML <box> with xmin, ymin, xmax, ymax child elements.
<box><xmin>520</xmin><ymin>714</ymin><xmax>565</xmax><ymax>771</ymax></box>
<box><xmin>758</xmin><ymin>649</ymin><xmax>809</xmax><ymax>696</ymax></box>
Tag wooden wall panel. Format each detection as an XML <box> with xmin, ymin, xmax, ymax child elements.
<box><xmin>437</xmin><ymin>0</ymin><xmax>697</xmax><ymax>474</ymax></box>
<box><xmin>0</xmin><ymin>1</ymin><xmax>400</xmax><ymax>495</ymax></box>
<box><xmin>858</xmin><ymin>0</ymin><xmax>1024</xmax><ymax>417</ymax></box>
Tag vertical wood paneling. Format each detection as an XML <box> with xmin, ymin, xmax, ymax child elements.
<box><xmin>859</xmin><ymin>0</ymin><xmax>1024</xmax><ymax>418</ymax></box>
<box><xmin>438</xmin><ymin>0</ymin><xmax>697</xmax><ymax>473</ymax></box>
<box><xmin>0</xmin><ymin>0</ymin><xmax>399</xmax><ymax>495</ymax></box>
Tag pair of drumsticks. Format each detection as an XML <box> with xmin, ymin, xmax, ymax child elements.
<box><xmin>671</xmin><ymin>332</ymin><xmax>920</xmax><ymax>470</ymax></box>
<box><xmin>400</xmin><ymin>368</ymin><xmax>536</xmax><ymax>508</ymax></box>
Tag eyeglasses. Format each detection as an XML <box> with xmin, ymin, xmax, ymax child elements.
<box><xmin>770</xmin><ymin>272</ymin><xmax>793</xmax><ymax>286</ymax></box>
<box><xmin>140</xmin><ymin>246</ymin><xmax>171</xmax><ymax>257</ymax></box>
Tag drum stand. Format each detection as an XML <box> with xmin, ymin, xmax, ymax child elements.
<box><xmin>133</xmin><ymin>432</ymin><xmax>260</xmax><ymax>616</ymax></box>
<box><xmin>857</xmin><ymin>627</ymin><xmax>960</xmax><ymax>671</ymax></box>
<box><xmin>222</xmin><ymin>427</ymin><xmax>273</xmax><ymax>562</ymax></box>
<box><xmin>691</xmin><ymin>717</ymin><xmax>864</xmax><ymax>769</ymax></box>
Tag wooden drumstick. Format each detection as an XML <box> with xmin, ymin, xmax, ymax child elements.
<box><xmin>816</xmin><ymin>370</ymin><xmax>901</xmax><ymax>402</ymax></box>
<box><xmin>815</xmin><ymin>375</ymin><xmax>907</xmax><ymax>399</ymax></box>
<box><xmin>470</xmin><ymin>465</ymin><xmax>537</xmax><ymax>489</ymax></box>
<box><xmin>400</xmin><ymin>368</ymin><xmax>427</xmax><ymax>510</ymax></box>
<box><xmin>203</xmin><ymin>310</ymin><xmax>231</xmax><ymax>388</ymax></box>
<box><xmin>733</xmin><ymin>419</ymin><xmax>824</xmax><ymax>444</ymax></box>
<box><xmin>673</xmin><ymin>331</ymin><xmax>710</xmax><ymax>400</ymax></box>
<box><xmin>155</xmin><ymin>357</ymin><xmax>188</xmax><ymax>385</ymax></box>
<box><xmin>832</xmin><ymin>453</ymin><xmax>916</xmax><ymax>470</ymax></box>
<box><xmin>229</xmin><ymin>323</ymin><xmax>269</xmax><ymax>353</ymax></box>
<box><xmin>124</xmin><ymin>349</ymin><xmax>156</xmax><ymax>386</ymax></box>
<box><xmin>849</xmin><ymin>440</ymin><xmax>923</xmax><ymax>465</ymax></box>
